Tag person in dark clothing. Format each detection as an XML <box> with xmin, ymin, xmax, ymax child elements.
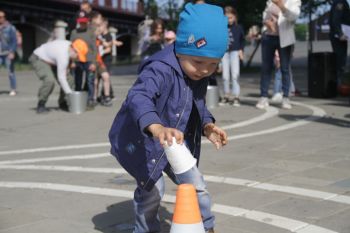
<box><xmin>329</xmin><ymin>0</ymin><xmax>350</xmax><ymax>86</ymax></box>
<box><xmin>99</xmin><ymin>18</ymin><xmax>115</xmax><ymax>99</ymax></box>
<box><xmin>70</xmin><ymin>10</ymin><xmax>97</xmax><ymax>109</ymax></box>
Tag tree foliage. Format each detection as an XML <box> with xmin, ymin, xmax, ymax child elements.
<box><xmin>179</xmin><ymin>0</ymin><xmax>333</xmax><ymax>30</ymax></box>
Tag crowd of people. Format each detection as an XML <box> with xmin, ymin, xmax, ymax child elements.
<box><xmin>30</xmin><ymin>1</ymin><xmax>124</xmax><ymax>113</ymax></box>
<box><xmin>1</xmin><ymin>0</ymin><xmax>348</xmax><ymax>114</ymax></box>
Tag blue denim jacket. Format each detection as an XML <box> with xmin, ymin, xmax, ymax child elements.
<box><xmin>109</xmin><ymin>44</ymin><xmax>215</xmax><ymax>191</ymax></box>
<box><xmin>0</xmin><ymin>21</ymin><xmax>17</xmax><ymax>56</ymax></box>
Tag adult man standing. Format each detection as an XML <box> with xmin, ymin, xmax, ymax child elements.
<box><xmin>329</xmin><ymin>0</ymin><xmax>350</xmax><ymax>86</ymax></box>
<box><xmin>29</xmin><ymin>40</ymin><xmax>87</xmax><ymax>114</ymax></box>
<box><xmin>0</xmin><ymin>10</ymin><xmax>17</xmax><ymax>96</ymax></box>
<box><xmin>70</xmin><ymin>11</ymin><xmax>97</xmax><ymax>109</ymax></box>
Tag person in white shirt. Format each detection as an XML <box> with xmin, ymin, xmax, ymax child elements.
<box><xmin>256</xmin><ymin>0</ymin><xmax>301</xmax><ymax>110</ymax></box>
<box><xmin>29</xmin><ymin>39</ymin><xmax>86</xmax><ymax>113</ymax></box>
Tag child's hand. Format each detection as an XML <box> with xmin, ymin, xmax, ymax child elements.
<box><xmin>147</xmin><ymin>124</ymin><xmax>184</xmax><ymax>147</ymax></box>
<box><xmin>203</xmin><ymin>123</ymin><xmax>227</xmax><ymax>149</ymax></box>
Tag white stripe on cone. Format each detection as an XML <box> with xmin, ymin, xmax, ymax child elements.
<box><xmin>170</xmin><ymin>222</ymin><xmax>205</xmax><ymax>233</ymax></box>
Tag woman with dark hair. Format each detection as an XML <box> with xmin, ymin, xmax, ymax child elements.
<box><xmin>141</xmin><ymin>18</ymin><xmax>165</xmax><ymax>60</ymax></box>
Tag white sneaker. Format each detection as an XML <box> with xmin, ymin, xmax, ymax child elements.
<box><xmin>256</xmin><ymin>97</ymin><xmax>269</xmax><ymax>109</ymax></box>
<box><xmin>271</xmin><ymin>92</ymin><xmax>283</xmax><ymax>103</ymax></box>
<box><xmin>232</xmin><ymin>98</ymin><xmax>241</xmax><ymax>107</ymax></box>
<box><xmin>281</xmin><ymin>98</ymin><xmax>292</xmax><ymax>109</ymax></box>
<box><xmin>9</xmin><ymin>90</ymin><xmax>16</xmax><ymax>96</ymax></box>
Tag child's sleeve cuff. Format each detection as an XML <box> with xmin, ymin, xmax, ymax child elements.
<box><xmin>138</xmin><ymin>111</ymin><xmax>163</xmax><ymax>137</ymax></box>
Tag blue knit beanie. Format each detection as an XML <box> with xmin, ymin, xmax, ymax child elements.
<box><xmin>175</xmin><ymin>3</ymin><xmax>228</xmax><ymax>59</ymax></box>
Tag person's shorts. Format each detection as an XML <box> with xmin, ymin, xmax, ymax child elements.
<box><xmin>97</xmin><ymin>64</ymin><xmax>108</xmax><ymax>77</ymax></box>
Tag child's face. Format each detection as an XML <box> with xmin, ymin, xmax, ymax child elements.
<box><xmin>226</xmin><ymin>13</ymin><xmax>236</xmax><ymax>25</ymax></box>
<box><xmin>177</xmin><ymin>54</ymin><xmax>220</xmax><ymax>81</ymax></box>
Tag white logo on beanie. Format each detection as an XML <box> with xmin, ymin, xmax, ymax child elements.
<box><xmin>188</xmin><ymin>34</ymin><xmax>195</xmax><ymax>45</ymax></box>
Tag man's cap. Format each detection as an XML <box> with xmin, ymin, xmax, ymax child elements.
<box><xmin>76</xmin><ymin>11</ymin><xmax>89</xmax><ymax>23</ymax></box>
<box><xmin>175</xmin><ymin>3</ymin><xmax>228</xmax><ymax>59</ymax></box>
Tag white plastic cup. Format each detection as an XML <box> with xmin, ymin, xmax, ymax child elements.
<box><xmin>163</xmin><ymin>138</ymin><xmax>197</xmax><ymax>174</ymax></box>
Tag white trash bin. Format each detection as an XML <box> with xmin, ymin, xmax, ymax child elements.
<box><xmin>206</xmin><ymin>85</ymin><xmax>219</xmax><ymax>109</ymax></box>
<box><xmin>68</xmin><ymin>91</ymin><xmax>88</xmax><ymax>114</ymax></box>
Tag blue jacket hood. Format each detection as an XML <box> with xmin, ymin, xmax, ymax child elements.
<box><xmin>138</xmin><ymin>44</ymin><xmax>184</xmax><ymax>78</ymax></box>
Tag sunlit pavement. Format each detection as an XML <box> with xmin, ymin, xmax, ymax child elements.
<box><xmin>0</xmin><ymin>65</ymin><xmax>349</xmax><ymax>233</ymax></box>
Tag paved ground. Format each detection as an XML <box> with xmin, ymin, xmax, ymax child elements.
<box><xmin>0</xmin><ymin>51</ymin><xmax>350</xmax><ymax>233</ymax></box>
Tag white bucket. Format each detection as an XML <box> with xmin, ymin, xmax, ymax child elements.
<box><xmin>206</xmin><ymin>85</ymin><xmax>219</xmax><ymax>109</ymax></box>
<box><xmin>68</xmin><ymin>91</ymin><xmax>88</xmax><ymax>114</ymax></box>
<box><xmin>163</xmin><ymin>138</ymin><xmax>197</xmax><ymax>174</ymax></box>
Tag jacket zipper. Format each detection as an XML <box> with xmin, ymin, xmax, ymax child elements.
<box><xmin>144</xmin><ymin>84</ymin><xmax>190</xmax><ymax>188</ymax></box>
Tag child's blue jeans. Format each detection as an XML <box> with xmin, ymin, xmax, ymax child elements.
<box><xmin>133</xmin><ymin>165</ymin><xmax>215</xmax><ymax>233</ymax></box>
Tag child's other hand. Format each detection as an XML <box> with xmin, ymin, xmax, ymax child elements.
<box><xmin>147</xmin><ymin>124</ymin><xmax>184</xmax><ymax>147</ymax></box>
<box><xmin>203</xmin><ymin>123</ymin><xmax>227</xmax><ymax>149</ymax></box>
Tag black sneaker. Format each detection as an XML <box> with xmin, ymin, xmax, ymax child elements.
<box><xmin>58</xmin><ymin>101</ymin><xmax>69</xmax><ymax>112</ymax></box>
<box><xmin>36</xmin><ymin>101</ymin><xmax>49</xmax><ymax>114</ymax></box>
<box><xmin>86</xmin><ymin>100</ymin><xmax>96</xmax><ymax>111</ymax></box>
<box><xmin>101</xmin><ymin>96</ymin><xmax>112</xmax><ymax>107</ymax></box>
<box><xmin>219</xmin><ymin>96</ymin><xmax>229</xmax><ymax>106</ymax></box>
<box><xmin>207</xmin><ymin>228</ymin><xmax>215</xmax><ymax>233</ymax></box>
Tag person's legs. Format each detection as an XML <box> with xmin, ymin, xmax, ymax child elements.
<box><xmin>230</xmin><ymin>51</ymin><xmax>240</xmax><ymax>98</ymax></box>
<box><xmin>74</xmin><ymin>62</ymin><xmax>83</xmax><ymax>91</ymax></box>
<box><xmin>85</xmin><ymin>62</ymin><xmax>96</xmax><ymax>103</ymax></box>
<box><xmin>133</xmin><ymin>176</ymin><xmax>165</xmax><ymax>233</ymax></box>
<box><xmin>5</xmin><ymin>56</ymin><xmax>16</xmax><ymax>93</ymax></box>
<box><xmin>167</xmin><ymin>166</ymin><xmax>215</xmax><ymax>231</ymax></box>
<box><xmin>278</xmin><ymin>45</ymin><xmax>292</xmax><ymax>98</ymax></box>
<box><xmin>260</xmin><ymin>35</ymin><xmax>278</xmax><ymax>97</ymax></box>
<box><xmin>273</xmin><ymin>68</ymin><xmax>282</xmax><ymax>94</ymax></box>
<box><xmin>29</xmin><ymin>54</ymin><xmax>55</xmax><ymax>113</ymax></box>
<box><xmin>221</xmin><ymin>52</ymin><xmax>231</xmax><ymax>98</ymax></box>
<box><xmin>257</xmin><ymin>35</ymin><xmax>278</xmax><ymax>109</ymax></box>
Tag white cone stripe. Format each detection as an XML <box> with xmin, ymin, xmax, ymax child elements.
<box><xmin>170</xmin><ymin>222</ymin><xmax>205</xmax><ymax>233</ymax></box>
<box><xmin>1</xmin><ymin>165</ymin><xmax>349</xmax><ymax>206</ymax></box>
<box><xmin>0</xmin><ymin>182</ymin><xmax>338</xmax><ymax>233</ymax></box>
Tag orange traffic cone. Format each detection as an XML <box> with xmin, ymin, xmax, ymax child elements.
<box><xmin>170</xmin><ymin>184</ymin><xmax>206</xmax><ymax>233</ymax></box>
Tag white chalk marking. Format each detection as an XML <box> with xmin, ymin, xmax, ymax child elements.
<box><xmin>0</xmin><ymin>153</ymin><xmax>110</xmax><ymax>165</ymax></box>
<box><xmin>0</xmin><ymin>100</ymin><xmax>326</xmax><ymax>156</ymax></box>
<box><xmin>0</xmin><ymin>164</ymin><xmax>127</xmax><ymax>174</ymax></box>
<box><xmin>0</xmin><ymin>143</ymin><xmax>110</xmax><ymax>156</ymax></box>
<box><xmin>221</xmin><ymin>106</ymin><xmax>279</xmax><ymax>130</ymax></box>
<box><xmin>203</xmin><ymin>101</ymin><xmax>326</xmax><ymax>144</ymax></box>
<box><xmin>0</xmin><ymin>182</ymin><xmax>338</xmax><ymax>233</ymax></box>
<box><xmin>1</xmin><ymin>164</ymin><xmax>348</xmax><ymax>206</ymax></box>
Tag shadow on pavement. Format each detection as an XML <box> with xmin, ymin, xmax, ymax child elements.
<box><xmin>92</xmin><ymin>200</ymin><xmax>172</xmax><ymax>233</ymax></box>
<box><xmin>323</xmin><ymin>100</ymin><xmax>350</xmax><ymax>107</ymax></box>
<box><xmin>345</xmin><ymin>114</ymin><xmax>350</xmax><ymax>119</ymax></box>
<box><xmin>279</xmin><ymin>114</ymin><xmax>350</xmax><ymax>128</ymax></box>
<box><xmin>0</xmin><ymin>90</ymin><xmax>10</xmax><ymax>95</ymax></box>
